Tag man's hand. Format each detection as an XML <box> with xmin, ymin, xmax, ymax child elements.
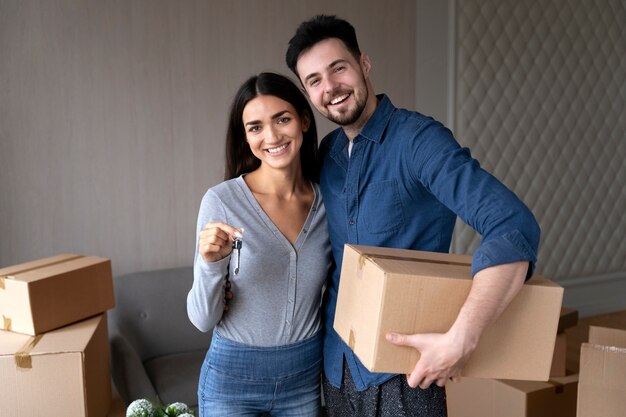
<box><xmin>386</xmin><ymin>330</ymin><xmax>472</xmax><ymax>389</ymax></box>
<box><xmin>386</xmin><ymin>261</ymin><xmax>529</xmax><ymax>389</ymax></box>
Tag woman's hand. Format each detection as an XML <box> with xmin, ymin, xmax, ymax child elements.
<box><xmin>198</xmin><ymin>222</ymin><xmax>243</xmax><ymax>263</ymax></box>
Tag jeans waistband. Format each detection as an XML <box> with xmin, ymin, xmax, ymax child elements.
<box><xmin>207</xmin><ymin>331</ymin><xmax>322</xmax><ymax>379</ymax></box>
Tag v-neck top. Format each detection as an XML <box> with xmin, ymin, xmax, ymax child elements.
<box><xmin>187</xmin><ymin>176</ymin><xmax>332</xmax><ymax>346</ymax></box>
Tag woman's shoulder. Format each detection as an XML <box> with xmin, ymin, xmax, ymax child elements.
<box><xmin>205</xmin><ymin>177</ymin><xmax>243</xmax><ymax>196</ymax></box>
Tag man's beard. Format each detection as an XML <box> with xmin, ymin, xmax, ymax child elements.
<box><xmin>324</xmin><ymin>79</ymin><xmax>369</xmax><ymax>126</ymax></box>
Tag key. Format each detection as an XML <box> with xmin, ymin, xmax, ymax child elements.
<box><xmin>232</xmin><ymin>237</ymin><xmax>242</xmax><ymax>275</ymax></box>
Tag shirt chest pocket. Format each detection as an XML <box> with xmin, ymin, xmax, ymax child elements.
<box><xmin>359</xmin><ymin>180</ymin><xmax>405</xmax><ymax>235</ymax></box>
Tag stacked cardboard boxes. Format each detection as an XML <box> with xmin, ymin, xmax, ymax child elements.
<box><xmin>0</xmin><ymin>254</ymin><xmax>115</xmax><ymax>416</ymax></box>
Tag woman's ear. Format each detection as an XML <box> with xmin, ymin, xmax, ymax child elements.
<box><xmin>301</xmin><ymin>113</ymin><xmax>311</xmax><ymax>133</ymax></box>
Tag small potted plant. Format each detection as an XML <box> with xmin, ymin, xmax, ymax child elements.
<box><xmin>126</xmin><ymin>399</ymin><xmax>195</xmax><ymax>417</ymax></box>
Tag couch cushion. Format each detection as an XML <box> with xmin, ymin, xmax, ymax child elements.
<box><xmin>109</xmin><ymin>267</ymin><xmax>212</xmax><ymax>360</ymax></box>
<box><xmin>144</xmin><ymin>349</ymin><xmax>206</xmax><ymax>408</ymax></box>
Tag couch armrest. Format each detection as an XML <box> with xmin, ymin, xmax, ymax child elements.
<box><xmin>110</xmin><ymin>333</ymin><xmax>159</xmax><ymax>405</ymax></box>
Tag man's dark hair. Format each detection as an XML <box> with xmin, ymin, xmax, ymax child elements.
<box><xmin>286</xmin><ymin>15</ymin><xmax>361</xmax><ymax>77</ymax></box>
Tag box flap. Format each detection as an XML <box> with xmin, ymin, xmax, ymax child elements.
<box><xmin>349</xmin><ymin>244</ymin><xmax>472</xmax><ymax>264</ymax></box>
<box><xmin>0</xmin><ymin>315</ymin><xmax>104</xmax><ymax>358</ymax></box>
<box><xmin>589</xmin><ymin>326</ymin><xmax>626</xmax><ymax>348</ymax></box>
<box><xmin>0</xmin><ymin>254</ymin><xmax>82</xmax><ymax>281</ymax></box>
<box><xmin>4</xmin><ymin>256</ymin><xmax>108</xmax><ymax>284</ymax></box>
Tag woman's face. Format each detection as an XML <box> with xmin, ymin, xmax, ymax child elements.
<box><xmin>242</xmin><ymin>95</ymin><xmax>309</xmax><ymax>172</ymax></box>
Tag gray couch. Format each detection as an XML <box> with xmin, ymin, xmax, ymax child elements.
<box><xmin>108</xmin><ymin>267</ymin><xmax>211</xmax><ymax>409</ymax></box>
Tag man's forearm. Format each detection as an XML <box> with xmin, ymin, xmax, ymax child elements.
<box><xmin>447</xmin><ymin>261</ymin><xmax>529</xmax><ymax>354</ymax></box>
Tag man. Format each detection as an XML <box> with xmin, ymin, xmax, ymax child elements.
<box><xmin>285</xmin><ymin>15</ymin><xmax>541</xmax><ymax>416</ymax></box>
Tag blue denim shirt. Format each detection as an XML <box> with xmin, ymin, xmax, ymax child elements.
<box><xmin>319</xmin><ymin>95</ymin><xmax>540</xmax><ymax>390</ymax></box>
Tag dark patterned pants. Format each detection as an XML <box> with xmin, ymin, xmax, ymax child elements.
<box><xmin>322</xmin><ymin>361</ymin><xmax>447</xmax><ymax>417</ymax></box>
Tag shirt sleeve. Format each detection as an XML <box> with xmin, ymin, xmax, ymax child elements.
<box><xmin>406</xmin><ymin>119</ymin><xmax>541</xmax><ymax>278</ymax></box>
<box><xmin>187</xmin><ymin>189</ymin><xmax>232</xmax><ymax>332</ymax></box>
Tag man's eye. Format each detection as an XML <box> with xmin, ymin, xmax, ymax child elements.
<box><xmin>309</xmin><ymin>79</ymin><xmax>320</xmax><ymax>87</ymax></box>
<box><xmin>334</xmin><ymin>66</ymin><xmax>345</xmax><ymax>73</ymax></box>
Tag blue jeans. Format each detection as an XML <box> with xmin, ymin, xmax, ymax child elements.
<box><xmin>198</xmin><ymin>331</ymin><xmax>322</xmax><ymax>417</ymax></box>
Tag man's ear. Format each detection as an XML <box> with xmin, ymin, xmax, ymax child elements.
<box><xmin>361</xmin><ymin>53</ymin><xmax>372</xmax><ymax>77</ymax></box>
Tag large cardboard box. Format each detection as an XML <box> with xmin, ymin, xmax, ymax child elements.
<box><xmin>0</xmin><ymin>314</ymin><xmax>112</xmax><ymax>417</ymax></box>
<box><xmin>577</xmin><ymin>326</ymin><xmax>626</xmax><ymax>417</ymax></box>
<box><xmin>446</xmin><ymin>373</ymin><xmax>578</xmax><ymax>417</ymax></box>
<box><xmin>0</xmin><ymin>254</ymin><xmax>114</xmax><ymax>335</ymax></box>
<box><xmin>334</xmin><ymin>244</ymin><xmax>564</xmax><ymax>380</ymax></box>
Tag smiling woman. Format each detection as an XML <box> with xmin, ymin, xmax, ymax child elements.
<box><xmin>186</xmin><ymin>72</ymin><xmax>333</xmax><ymax>417</ymax></box>
<box><xmin>242</xmin><ymin>95</ymin><xmax>310</xmax><ymax>174</ymax></box>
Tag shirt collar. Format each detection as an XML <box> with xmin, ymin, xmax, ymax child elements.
<box><xmin>357</xmin><ymin>94</ymin><xmax>395</xmax><ymax>144</ymax></box>
<box><xmin>329</xmin><ymin>94</ymin><xmax>395</xmax><ymax>161</ymax></box>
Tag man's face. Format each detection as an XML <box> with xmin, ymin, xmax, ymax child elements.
<box><xmin>296</xmin><ymin>38</ymin><xmax>370</xmax><ymax>127</ymax></box>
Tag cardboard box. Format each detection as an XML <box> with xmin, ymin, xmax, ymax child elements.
<box><xmin>446</xmin><ymin>373</ymin><xmax>578</xmax><ymax>417</ymax></box>
<box><xmin>0</xmin><ymin>314</ymin><xmax>112</xmax><ymax>417</ymax></box>
<box><xmin>334</xmin><ymin>244</ymin><xmax>564</xmax><ymax>380</ymax></box>
<box><xmin>0</xmin><ymin>254</ymin><xmax>114</xmax><ymax>335</ymax></box>
<box><xmin>577</xmin><ymin>326</ymin><xmax>626</xmax><ymax>417</ymax></box>
<box><xmin>550</xmin><ymin>333</ymin><xmax>567</xmax><ymax>377</ymax></box>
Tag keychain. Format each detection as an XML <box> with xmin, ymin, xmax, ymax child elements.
<box><xmin>232</xmin><ymin>237</ymin><xmax>242</xmax><ymax>275</ymax></box>
<box><xmin>223</xmin><ymin>236</ymin><xmax>242</xmax><ymax>314</ymax></box>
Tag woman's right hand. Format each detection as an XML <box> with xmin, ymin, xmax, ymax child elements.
<box><xmin>198</xmin><ymin>222</ymin><xmax>243</xmax><ymax>263</ymax></box>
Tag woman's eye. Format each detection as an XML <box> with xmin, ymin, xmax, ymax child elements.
<box><xmin>248</xmin><ymin>126</ymin><xmax>260</xmax><ymax>133</ymax></box>
<box><xmin>277</xmin><ymin>117</ymin><xmax>291</xmax><ymax>124</ymax></box>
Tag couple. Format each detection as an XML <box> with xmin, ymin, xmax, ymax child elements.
<box><xmin>187</xmin><ymin>15</ymin><xmax>540</xmax><ymax>417</ymax></box>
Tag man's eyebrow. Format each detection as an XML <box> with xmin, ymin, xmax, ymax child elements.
<box><xmin>303</xmin><ymin>59</ymin><xmax>349</xmax><ymax>84</ymax></box>
<box><xmin>244</xmin><ymin>110</ymin><xmax>290</xmax><ymax>126</ymax></box>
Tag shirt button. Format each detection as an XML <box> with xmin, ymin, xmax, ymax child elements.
<box><xmin>349</xmin><ymin>220</ymin><xmax>355</xmax><ymax>225</ymax></box>
<box><xmin>303</xmin><ymin>229</ymin><xmax>308</xmax><ymax>233</ymax></box>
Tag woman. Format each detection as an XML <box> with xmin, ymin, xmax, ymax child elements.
<box><xmin>187</xmin><ymin>72</ymin><xmax>332</xmax><ymax>417</ymax></box>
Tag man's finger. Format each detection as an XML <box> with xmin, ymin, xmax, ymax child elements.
<box><xmin>386</xmin><ymin>332</ymin><xmax>421</xmax><ymax>349</ymax></box>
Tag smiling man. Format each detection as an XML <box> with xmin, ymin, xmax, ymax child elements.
<box><xmin>286</xmin><ymin>15</ymin><xmax>541</xmax><ymax>417</ymax></box>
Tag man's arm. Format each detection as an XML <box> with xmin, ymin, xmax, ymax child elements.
<box><xmin>386</xmin><ymin>260</ymin><xmax>528</xmax><ymax>389</ymax></box>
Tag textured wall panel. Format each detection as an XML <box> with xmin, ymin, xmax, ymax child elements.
<box><xmin>453</xmin><ymin>0</ymin><xmax>626</xmax><ymax>280</ymax></box>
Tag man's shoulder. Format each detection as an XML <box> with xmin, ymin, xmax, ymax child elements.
<box><xmin>319</xmin><ymin>128</ymin><xmax>344</xmax><ymax>151</ymax></box>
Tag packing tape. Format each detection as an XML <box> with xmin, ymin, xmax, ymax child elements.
<box><xmin>15</xmin><ymin>334</ymin><xmax>43</xmax><ymax>369</ymax></box>
<box><xmin>3</xmin><ymin>254</ymin><xmax>83</xmax><ymax>277</ymax></box>
<box><xmin>358</xmin><ymin>253</ymin><xmax>470</xmax><ymax>269</ymax></box>
<box><xmin>2</xmin><ymin>315</ymin><xmax>11</xmax><ymax>331</ymax></box>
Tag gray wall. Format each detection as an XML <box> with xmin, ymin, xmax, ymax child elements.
<box><xmin>2</xmin><ymin>0</ymin><xmax>624</xmax><ymax>317</ymax></box>
<box><xmin>0</xmin><ymin>0</ymin><xmax>416</xmax><ymax>276</ymax></box>
<box><xmin>416</xmin><ymin>0</ymin><xmax>626</xmax><ymax>317</ymax></box>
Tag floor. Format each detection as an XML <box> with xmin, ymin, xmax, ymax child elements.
<box><xmin>565</xmin><ymin>308</ymin><xmax>626</xmax><ymax>372</ymax></box>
